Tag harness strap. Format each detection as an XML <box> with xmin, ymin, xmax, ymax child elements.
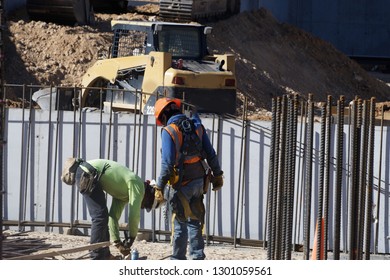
<box><xmin>80</xmin><ymin>161</ymin><xmax>109</xmax><ymax>181</ymax></box>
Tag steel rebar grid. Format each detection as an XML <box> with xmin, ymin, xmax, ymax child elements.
<box><xmin>333</xmin><ymin>95</ymin><xmax>344</xmax><ymax>260</ymax></box>
<box><xmin>303</xmin><ymin>94</ymin><xmax>314</xmax><ymax>260</ymax></box>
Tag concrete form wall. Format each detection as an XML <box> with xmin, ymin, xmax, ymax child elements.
<box><xmin>241</xmin><ymin>0</ymin><xmax>390</xmax><ymax>59</ymax></box>
<box><xmin>4</xmin><ymin>0</ymin><xmax>25</xmax><ymax>14</ymax></box>
<box><xmin>2</xmin><ymin>108</ymin><xmax>390</xmax><ymax>254</ymax></box>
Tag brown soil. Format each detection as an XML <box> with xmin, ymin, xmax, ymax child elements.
<box><xmin>4</xmin><ymin>4</ymin><xmax>390</xmax><ymax>118</ymax></box>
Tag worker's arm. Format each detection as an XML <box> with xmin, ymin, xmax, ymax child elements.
<box><xmin>201</xmin><ymin>127</ymin><xmax>223</xmax><ymax>176</ymax></box>
<box><xmin>126</xmin><ymin>180</ymin><xmax>143</xmax><ymax>240</ymax></box>
<box><xmin>108</xmin><ymin>198</ymin><xmax>127</xmax><ymax>242</ymax></box>
<box><xmin>157</xmin><ymin>129</ymin><xmax>176</xmax><ymax>189</ymax></box>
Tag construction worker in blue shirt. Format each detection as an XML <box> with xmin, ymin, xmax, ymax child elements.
<box><xmin>153</xmin><ymin>97</ymin><xmax>224</xmax><ymax>260</ymax></box>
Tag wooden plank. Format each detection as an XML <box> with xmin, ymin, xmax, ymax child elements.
<box><xmin>8</xmin><ymin>241</ymin><xmax>111</xmax><ymax>260</ymax></box>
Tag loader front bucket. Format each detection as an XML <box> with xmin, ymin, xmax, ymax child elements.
<box><xmin>26</xmin><ymin>0</ymin><xmax>94</xmax><ymax>25</ymax></box>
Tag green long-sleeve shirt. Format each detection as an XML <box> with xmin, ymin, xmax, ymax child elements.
<box><xmin>86</xmin><ymin>159</ymin><xmax>145</xmax><ymax>242</ymax></box>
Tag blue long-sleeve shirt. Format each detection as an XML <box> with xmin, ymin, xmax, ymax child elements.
<box><xmin>157</xmin><ymin>113</ymin><xmax>222</xmax><ymax>189</ymax></box>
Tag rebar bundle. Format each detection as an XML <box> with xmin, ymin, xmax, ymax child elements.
<box><xmin>267</xmin><ymin>94</ymin><xmax>377</xmax><ymax>260</ymax></box>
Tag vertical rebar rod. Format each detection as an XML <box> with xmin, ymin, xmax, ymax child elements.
<box><xmin>234</xmin><ymin>97</ymin><xmax>247</xmax><ymax>247</ymax></box>
<box><xmin>374</xmin><ymin>105</ymin><xmax>384</xmax><ymax>254</ymax></box>
<box><xmin>99</xmin><ymin>89</ymin><xmax>104</xmax><ymax>158</ymax></box>
<box><xmin>357</xmin><ymin>100</ymin><xmax>369</xmax><ymax>259</ymax></box>
<box><xmin>44</xmin><ymin>86</ymin><xmax>55</xmax><ymax>232</ymax></box>
<box><xmin>18</xmin><ymin>85</ymin><xmax>27</xmax><ymax>231</ymax></box>
<box><xmin>316</xmin><ymin>103</ymin><xmax>326</xmax><ymax>260</ymax></box>
<box><xmin>134</xmin><ymin>91</ymin><xmax>142</xmax><ymax>174</ymax></box>
<box><xmin>303</xmin><ymin>94</ymin><xmax>314</xmax><ymax>260</ymax></box>
<box><xmin>0</xmin><ymin>0</ymin><xmax>5</xmax><ymax>258</ymax></box>
<box><xmin>266</xmin><ymin>97</ymin><xmax>277</xmax><ymax>259</ymax></box>
<box><xmin>296</xmin><ymin>101</ymin><xmax>307</xmax><ymax>250</ymax></box>
<box><xmin>281</xmin><ymin>95</ymin><xmax>290</xmax><ymax>259</ymax></box>
<box><xmin>281</xmin><ymin>95</ymin><xmax>291</xmax><ymax>259</ymax></box>
<box><xmin>323</xmin><ymin>95</ymin><xmax>332</xmax><ymax>260</ymax></box>
<box><xmin>239</xmin><ymin>100</ymin><xmax>248</xmax><ymax>242</ymax></box>
<box><xmin>132</xmin><ymin>91</ymin><xmax>138</xmax><ymax>172</ymax></box>
<box><xmin>76</xmin><ymin>88</ymin><xmax>83</xmax><ymax>223</ymax></box>
<box><xmin>349</xmin><ymin>98</ymin><xmax>360</xmax><ymax>260</ymax></box>
<box><xmin>344</xmin><ymin>102</ymin><xmax>352</xmax><ymax>254</ymax></box>
<box><xmin>107</xmin><ymin>92</ymin><xmax>114</xmax><ymax>159</ymax></box>
<box><xmin>333</xmin><ymin>95</ymin><xmax>344</xmax><ymax>260</ymax></box>
<box><xmin>214</xmin><ymin>115</ymin><xmax>223</xmax><ymax>238</ymax></box>
<box><xmin>206</xmin><ymin>112</ymin><xmax>216</xmax><ymax>245</ymax></box>
<box><xmin>275</xmin><ymin>95</ymin><xmax>287</xmax><ymax>259</ymax></box>
<box><xmin>364</xmin><ymin>97</ymin><xmax>375</xmax><ymax>260</ymax></box>
<box><xmin>285</xmin><ymin>94</ymin><xmax>298</xmax><ymax>260</ymax></box>
<box><xmin>271</xmin><ymin>97</ymin><xmax>281</xmax><ymax>259</ymax></box>
<box><xmin>51</xmin><ymin>88</ymin><xmax>61</xmax><ymax>229</ymax></box>
<box><xmin>69</xmin><ymin>87</ymin><xmax>78</xmax><ymax>231</ymax></box>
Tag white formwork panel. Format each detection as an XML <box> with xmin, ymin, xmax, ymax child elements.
<box><xmin>4</xmin><ymin>108</ymin><xmax>29</xmax><ymax>222</ymax></box>
<box><xmin>240</xmin><ymin>121</ymin><xmax>272</xmax><ymax>240</ymax></box>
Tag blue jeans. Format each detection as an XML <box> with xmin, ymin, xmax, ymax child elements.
<box><xmin>171</xmin><ymin>178</ymin><xmax>205</xmax><ymax>260</ymax></box>
<box><xmin>76</xmin><ymin>168</ymin><xmax>110</xmax><ymax>260</ymax></box>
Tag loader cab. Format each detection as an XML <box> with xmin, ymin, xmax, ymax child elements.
<box><xmin>152</xmin><ymin>23</ymin><xmax>210</xmax><ymax>60</ymax></box>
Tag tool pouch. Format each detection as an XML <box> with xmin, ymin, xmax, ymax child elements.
<box><xmin>79</xmin><ymin>171</ymin><xmax>98</xmax><ymax>196</ymax></box>
<box><xmin>78</xmin><ymin>162</ymin><xmax>99</xmax><ymax>196</ymax></box>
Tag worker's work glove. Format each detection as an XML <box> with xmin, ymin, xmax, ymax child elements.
<box><xmin>211</xmin><ymin>172</ymin><xmax>224</xmax><ymax>191</ymax></box>
<box><xmin>124</xmin><ymin>236</ymin><xmax>135</xmax><ymax>249</ymax></box>
<box><xmin>155</xmin><ymin>188</ymin><xmax>165</xmax><ymax>203</ymax></box>
<box><xmin>150</xmin><ymin>179</ymin><xmax>166</xmax><ymax>204</ymax></box>
<box><xmin>114</xmin><ymin>240</ymin><xmax>131</xmax><ymax>257</ymax></box>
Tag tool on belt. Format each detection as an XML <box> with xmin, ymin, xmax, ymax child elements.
<box><xmin>78</xmin><ymin>162</ymin><xmax>109</xmax><ymax>196</ymax></box>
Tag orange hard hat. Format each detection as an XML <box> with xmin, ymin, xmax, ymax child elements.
<box><xmin>154</xmin><ymin>97</ymin><xmax>181</xmax><ymax>126</ymax></box>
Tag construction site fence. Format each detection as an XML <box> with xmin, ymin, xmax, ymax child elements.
<box><xmin>1</xmin><ymin>85</ymin><xmax>390</xmax><ymax>259</ymax></box>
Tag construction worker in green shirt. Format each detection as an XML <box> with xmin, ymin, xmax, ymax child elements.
<box><xmin>61</xmin><ymin>158</ymin><xmax>164</xmax><ymax>260</ymax></box>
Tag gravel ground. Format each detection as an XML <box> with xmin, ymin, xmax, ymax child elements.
<box><xmin>3</xmin><ymin>230</ymin><xmax>389</xmax><ymax>261</ymax></box>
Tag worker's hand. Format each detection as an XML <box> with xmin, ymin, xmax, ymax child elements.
<box><xmin>124</xmin><ymin>236</ymin><xmax>135</xmax><ymax>248</ymax></box>
<box><xmin>114</xmin><ymin>240</ymin><xmax>131</xmax><ymax>256</ymax></box>
<box><xmin>150</xmin><ymin>179</ymin><xmax>166</xmax><ymax>204</ymax></box>
<box><xmin>154</xmin><ymin>187</ymin><xmax>165</xmax><ymax>204</ymax></box>
<box><xmin>211</xmin><ymin>172</ymin><xmax>224</xmax><ymax>191</ymax></box>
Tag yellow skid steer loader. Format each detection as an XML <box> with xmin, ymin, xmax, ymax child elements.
<box><xmin>81</xmin><ymin>20</ymin><xmax>237</xmax><ymax>115</ymax></box>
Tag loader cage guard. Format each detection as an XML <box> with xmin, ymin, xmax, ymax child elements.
<box><xmin>111</xmin><ymin>24</ymin><xmax>153</xmax><ymax>58</ymax></box>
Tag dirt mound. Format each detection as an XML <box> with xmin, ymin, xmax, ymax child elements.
<box><xmin>4</xmin><ymin>6</ymin><xmax>390</xmax><ymax>116</ymax></box>
<box><xmin>207</xmin><ymin>8</ymin><xmax>390</xmax><ymax>113</ymax></box>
